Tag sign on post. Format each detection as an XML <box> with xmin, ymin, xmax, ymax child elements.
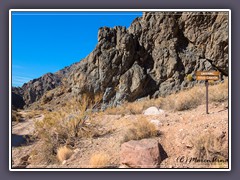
<box><xmin>195</xmin><ymin>71</ymin><xmax>220</xmax><ymax>76</ymax></box>
<box><xmin>196</xmin><ymin>76</ymin><xmax>219</xmax><ymax>80</ymax></box>
<box><xmin>195</xmin><ymin>71</ymin><xmax>221</xmax><ymax>114</ymax></box>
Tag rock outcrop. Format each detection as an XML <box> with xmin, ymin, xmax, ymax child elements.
<box><xmin>67</xmin><ymin>12</ymin><xmax>228</xmax><ymax>109</ymax></box>
<box><xmin>12</xmin><ymin>62</ymin><xmax>79</xmax><ymax>108</ymax></box>
<box><xmin>12</xmin><ymin>12</ymin><xmax>229</xmax><ymax>109</ymax></box>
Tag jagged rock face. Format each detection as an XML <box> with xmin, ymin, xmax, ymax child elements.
<box><xmin>12</xmin><ymin>12</ymin><xmax>229</xmax><ymax>109</ymax></box>
<box><xmin>68</xmin><ymin>12</ymin><xmax>228</xmax><ymax>109</ymax></box>
<box><xmin>21</xmin><ymin>73</ymin><xmax>62</xmax><ymax>105</ymax></box>
<box><xmin>179</xmin><ymin>12</ymin><xmax>228</xmax><ymax>75</ymax></box>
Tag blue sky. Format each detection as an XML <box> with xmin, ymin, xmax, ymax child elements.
<box><xmin>12</xmin><ymin>11</ymin><xmax>142</xmax><ymax>87</ymax></box>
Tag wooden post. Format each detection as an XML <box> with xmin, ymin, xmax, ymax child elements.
<box><xmin>205</xmin><ymin>80</ymin><xmax>209</xmax><ymax>114</ymax></box>
<box><xmin>196</xmin><ymin>71</ymin><xmax>220</xmax><ymax>114</ymax></box>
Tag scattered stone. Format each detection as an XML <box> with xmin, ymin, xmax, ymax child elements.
<box><xmin>119</xmin><ymin>164</ymin><xmax>130</xmax><ymax>168</ymax></box>
<box><xmin>143</xmin><ymin>107</ymin><xmax>164</xmax><ymax>115</ymax></box>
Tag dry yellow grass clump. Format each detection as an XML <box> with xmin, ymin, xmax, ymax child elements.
<box><xmin>209</xmin><ymin>79</ymin><xmax>228</xmax><ymax>102</ymax></box>
<box><xmin>89</xmin><ymin>152</ymin><xmax>111</xmax><ymax>168</ymax></box>
<box><xmin>162</xmin><ymin>79</ymin><xmax>228</xmax><ymax>111</ymax></box>
<box><xmin>12</xmin><ymin>110</ymin><xmax>22</xmax><ymax>122</ymax></box>
<box><xmin>121</xmin><ymin>117</ymin><xmax>158</xmax><ymax>143</ymax></box>
<box><xmin>57</xmin><ymin>146</ymin><xmax>73</xmax><ymax>163</ymax></box>
<box><xmin>162</xmin><ymin>85</ymin><xmax>205</xmax><ymax>111</ymax></box>
<box><xmin>33</xmin><ymin>93</ymin><xmax>102</xmax><ymax>164</ymax></box>
<box><xmin>191</xmin><ymin>131</ymin><xmax>228</xmax><ymax>167</ymax></box>
<box><xmin>105</xmin><ymin>98</ymin><xmax>162</xmax><ymax>115</ymax></box>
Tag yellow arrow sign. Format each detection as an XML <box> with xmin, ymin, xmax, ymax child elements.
<box><xmin>196</xmin><ymin>76</ymin><xmax>219</xmax><ymax>80</ymax></box>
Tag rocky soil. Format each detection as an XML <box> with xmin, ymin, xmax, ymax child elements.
<box><xmin>12</xmin><ymin>101</ymin><xmax>228</xmax><ymax>169</ymax></box>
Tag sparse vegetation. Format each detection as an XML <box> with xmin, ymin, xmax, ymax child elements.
<box><xmin>162</xmin><ymin>85</ymin><xmax>205</xmax><ymax>111</ymax></box>
<box><xmin>186</xmin><ymin>74</ymin><xmax>193</xmax><ymax>81</ymax></box>
<box><xmin>12</xmin><ymin>110</ymin><xmax>22</xmax><ymax>122</ymax></box>
<box><xmin>209</xmin><ymin>79</ymin><xmax>228</xmax><ymax>102</ymax></box>
<box><xmin>41</xmin><ymin>90</ymin><xmax>55</xmax><ymax>104</ymax></box>
<box><xmin>89</xmin><ymin>152</ymin><xmax>111</xmax><ymax>168</ymax></box>
<box><xmin>191</xmin><ymin>131</ymin><xmax>228</xmax><ymax>166</ymax></box>
<box><xmin>161</xmin><ymin>79</ymin><xmax>228</xmax><ymax>111</ymax></box>
<box><xmin>105</xmin><ymin>98</ymin><xmax>162</xmax><ymax>115</ymax></box>
<box><xmin>24</xmin><ymin>110</ymin><xmax>41</xmax><ymax>119</ymax></box>
<box><xmin>105</xmin><ymin>79</ymin><xmax>228</xmax><ymax>114</ymax></box>
<box><xmin>12</xmin><ymin>80</ymin><xmax>228</xmax><ymax>168</ymax></box>
<box><xmin>57</xmin><ymin>146</ymin><xmax>73</xmax><ymax>163</ymax></box>
<box><xmin>121</xmin><ymin>117</ymin><xmax>158</xmax><ymax>143</ymax></box>
<box><xmin>33</xmin><ymin>93</ymin><xmax>102</xmax><ymax>164</ymax></box>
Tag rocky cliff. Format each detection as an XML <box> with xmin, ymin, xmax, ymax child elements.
<box><xmin>12</xmin><ymin>62</ymin><xmax>79</xmax><ymax>108</ymax></box>
<box><xmin>12</xmin><ymin>11</ymin><xmax>229</xmax><ymax>109</ymax></box>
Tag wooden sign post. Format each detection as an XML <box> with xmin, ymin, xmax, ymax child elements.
<box><xmin>195</xmin><ymin>71</ymin><xmax>220</xmax><ymax>114</ymax></box>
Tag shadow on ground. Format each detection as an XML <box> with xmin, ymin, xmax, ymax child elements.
<box><xmin>12</xmin><ymin>134</ymin><xmax>30</xmax><ymax>147</ymax></box>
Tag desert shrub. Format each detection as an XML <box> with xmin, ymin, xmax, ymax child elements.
<box><xmin>12</xmin><ymin>110</ymin><xmax>22</xmax><ymax>122</ymax></box>
<box><xmin>89</xmin><ymin>152</ymin><xmax>111</xmax><ymax>168</ymax></box>
<box><xmin>121</xmin><ymin>117</ymin><xmax>158</xmax><ymax>143</ymax></box>
<box><xmin>105</xmin><ymin>98</ymin><xmax>162</xmax><ymax>115</ymax></box>
<box><xmin>41</xmin><ymin>90</ymin><xmax>54</xmax><ymax>104</ymax></box>
<box><xmin>161</xmin><ymin>86</ymin><xmax>205</xmax><ymax>111</ymax></box>
<box><xmin>24</xmin><ymin>110</ymin><xmax>41</xmax><ymax>119</ymax></box>
<box><xmin>34</xmin><ymin>93</ymin><xmax>102</xmax><ymax>164</ymax></box>
<box><xmin>209</xmin><ymin>80</ymin><xmax>228</xmax><ymax>102</ymax></box>
<box><xmin>186</xmin><ymin>74</ymin><xmax>193</xmax><ymax>81</ymax></box>
<box><xmin>192</xmin><ymin>131</ymin><xmax>228</xmax><ymax>166</ymax></box>
<box><xmin>57</xmin><ymin>146</ymin><xmax>73</xmax><ymax>163</ymax></box>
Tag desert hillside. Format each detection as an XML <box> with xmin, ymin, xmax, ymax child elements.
<box><xmin>11</xmin><ymin>11</ymin><xmax>229</xmax><ymax>169</ymax></box>
<box><xmin>12</xmin><ymin>81</ymin><xmax>228</xmax><ymax>168</ymax></box>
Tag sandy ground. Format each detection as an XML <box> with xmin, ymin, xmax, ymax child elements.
<box><xmin>12</xmin><ymin>111</ymin><xmax>44</xmax><ymax>135</ymax></box>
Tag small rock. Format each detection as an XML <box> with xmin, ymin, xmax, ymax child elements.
<box><xmin>119</xmin><ymin>164</ymin><xmax>130</xmax><ymax>168</ymax></box>
<box><xmin>143</xmin><ymin>106</ymin><xmax>164</xmax><ymax>115</ymax></box>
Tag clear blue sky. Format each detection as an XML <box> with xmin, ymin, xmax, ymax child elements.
<box><xmin>12</xmin><ymin>11</ymin><xmax>142</xmax><ymax>87</ymax></box>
